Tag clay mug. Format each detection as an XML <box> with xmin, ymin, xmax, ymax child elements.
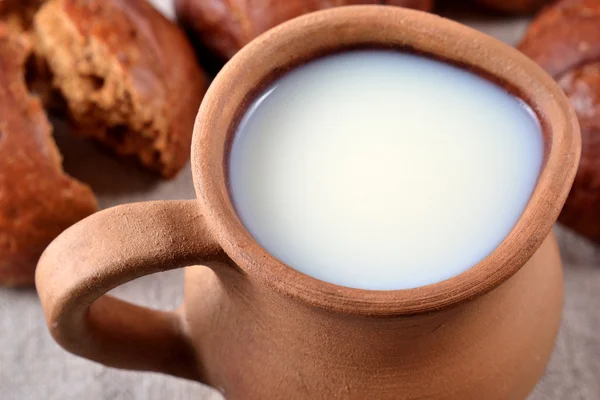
<box><xmin>36</xmin><ymin>6</ymin><xmax>580</xmax><ymax>399</ymax></box>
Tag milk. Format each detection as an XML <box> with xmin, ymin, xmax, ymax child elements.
<box><xmin>229</xmin><ymin>50</ymin><xmax>543</xmax><ymax>290</ymax></box>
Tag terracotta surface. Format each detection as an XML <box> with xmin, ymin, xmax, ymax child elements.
<box><xmin>174</xmin><ymin>0</ymin><xmax>433</xmax><ymax>61</ymax></box>
<box><xmin>33</xmin><ymin>6</ymin><xmax>581</xmax><ymax>399</ymax></box>
<box><xmin>519</xmin><ymin>0</ymin><xmax>600</xmax><ymax>244</ymax></box>
<box><xmin>0</xmin><ymin>26</ymin><xmax>97</xmax><ymax>287</ymax></box>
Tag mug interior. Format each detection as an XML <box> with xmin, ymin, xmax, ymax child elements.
<box><xmin>191</xmin><ymin>5</ymin><xmax>580</xmax><ymax>315</ymax></box>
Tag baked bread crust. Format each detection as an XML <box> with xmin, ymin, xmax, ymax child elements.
<box><xmin>0</xmin><ymin>0</ymin><xmax>44</xmax><ymax>33</ymax></box>
<box><xmin>175</xmin><ymin>0</ymin><xmax>434</xmax><ymax>61</ymax></box>
<box><xmin>34</xmin><ymin>0</ymin><xmax>208</xmax><ymax>177</ymax></box>
<box><xmin>0</xmin><ymin>0</ymin><xmax>208</xmax><ymax>286</ymax></box>
<box><xmin>0</xmin><ymin>26</ymin><xmax>97</xmax><ymax>286</ymax></box>
<box><xmin>474</xmin><ymin>0</ymin><xmax>551</xmax><ymax>14</ymax></box>
<box><xmin>519</xmin><ymin>0</ymin><xmax>600</xmax><ymax>241</ymax></box>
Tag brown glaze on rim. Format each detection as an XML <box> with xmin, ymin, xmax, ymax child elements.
<box><xmin>192</xmin><ymin>5</ymin><xmax>580</xmax><ymax>316</ymax></box>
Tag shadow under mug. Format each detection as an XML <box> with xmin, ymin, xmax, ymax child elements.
<box><xmin>36</xmin><ymin>5</ymin><xmax>580</xmax><ymax>400</ymax></box>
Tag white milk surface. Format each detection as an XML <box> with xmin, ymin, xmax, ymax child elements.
<box><xmin>229</xmin><ymin>50</ymin><xmax>543</xmax><ymax>290</ymax></box>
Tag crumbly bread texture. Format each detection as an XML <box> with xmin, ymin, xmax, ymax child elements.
<box><xmin>0</xmin><ymin>0</ymin><xmax>206</xmax><ymax>286</ymax></box>
<box><xmin>0</xmin><ymin>0</ymin><xmax>44</xmax><ymax>33</ymax></box>
<box><xmin>34</xmin><ymin>0</ymin><xmax>208</xmax><ymax>177</ymax></box>
<box><xmin>0</xmin><ymin>0</ymin><xmax>56</xmax><ymax>106</ymax></box>
<box><xmin>519</xmin><ymin>0</ymin><xmax>600</xmax><ymax>242</ymax></box>
<box><xmin>175</xmin><ymin>0</ymin><xmax>434</xmax><ymax>61</ymax></box>
<box><xmin>0</xmin><ymin>26</ymin><xmax>97</xmax><ymax>287</ymax></box>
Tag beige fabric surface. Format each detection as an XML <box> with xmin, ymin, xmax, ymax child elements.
<box><xmin>1</xmin><ymin>1</ymin><xmax>599</xmax><ymax>399</ymax></box>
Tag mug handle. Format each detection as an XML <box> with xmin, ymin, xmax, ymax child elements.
<box><xmin>35</xmin><ymin>200</ymin><xmax>224</xmax><ymax>381</ymax></box>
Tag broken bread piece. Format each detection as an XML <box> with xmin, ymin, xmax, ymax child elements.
<box><xmin>0</xmin><ymin>0</ymin><xmax>44</xmax><ymax>33</ymax></box>
<box><xmin>0</xmin><ymin>26</ymin><xmax>97</xmax><ymax>287</ymax></box>
<box><xmin>34</xmin><ymin>0</ymin><xmax>208</xmax><ymax>177</ymax></box>
<box><xmin>0</xmin><ymin>0</ymin><xmax>56</xmax><ymax>106</ymax></box>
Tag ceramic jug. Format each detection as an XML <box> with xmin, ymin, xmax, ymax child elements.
<box><xmin>36</xmin><ymin>6</ymin><xmax>581</xmax><ymax>399</ymax></box>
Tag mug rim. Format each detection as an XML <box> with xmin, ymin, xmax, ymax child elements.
<box><xmin>191</xmin><ymin>5</ymin><xmax>580</xmax><ymax>316</ymax></box>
